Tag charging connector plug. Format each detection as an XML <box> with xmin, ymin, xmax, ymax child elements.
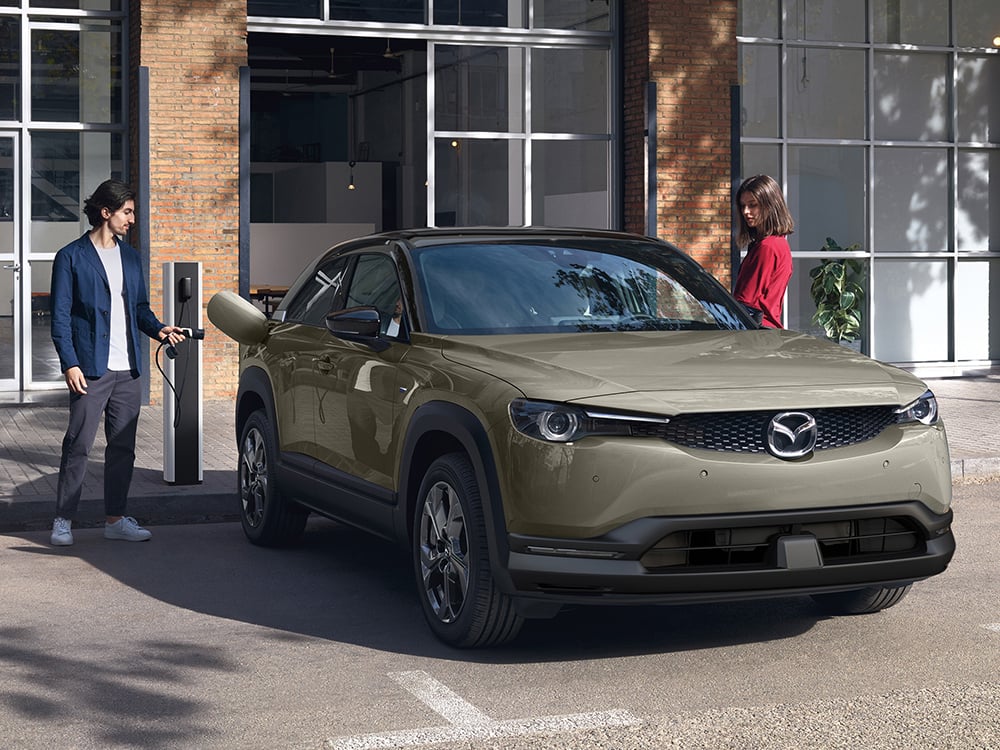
<box><xmin>163</xmin><ymin>327</ymin><xmax>204</xmax><ymax>359</ymax></box>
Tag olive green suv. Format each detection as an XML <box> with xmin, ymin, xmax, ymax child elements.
<box><xmin>208</xmin><ymin>228</ymin><xmax>954</xmax><ymax>648</ymax></box>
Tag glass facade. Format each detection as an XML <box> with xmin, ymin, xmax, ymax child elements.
<box><xmin>245</xmin><ymin>0</ymin><xmax>615</xmax><ymax>287</ymax></box>
<box><xmin>31</xmin><ymin>19</ymin><xmax>122</xmax><ymax>124</ymax></box>
<box><xmin>0</xmin><ymin>0</ymin><xmax>126</xmax><ymax>391</ymax></box>
<box><xmin>740</xmin><ymin>0</ymin><xmax>1000</xmax><ymax>366</ymax></box>
<box><xmin>3</xmin><ymin>0</ymin><xmax>997</xmax><ymax>393</ymax></box>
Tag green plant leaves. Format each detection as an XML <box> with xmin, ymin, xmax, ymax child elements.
<box><xmin>809</xmin><ymin>238</ymin><xmax>866</xmax><ymax>343</ymax></box>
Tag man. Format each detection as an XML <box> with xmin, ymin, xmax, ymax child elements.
<box><xmin>49</xmin><ymin>179</ymin><xmax>184</xmax><ymax>546</ymax></box>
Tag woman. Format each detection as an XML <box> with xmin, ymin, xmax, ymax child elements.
<box><xmin>733</xmin><ymin>174</ymin><xmax>795</xmax><ymax>329</ymax></box>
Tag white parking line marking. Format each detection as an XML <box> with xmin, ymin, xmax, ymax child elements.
<box><xmin>390</xmin><ymin>670</ymin><xmax>493</xmax><ymax>726</ymax></box>
<box><xmin>325</xmin><ymin>670</ymin><xmax>641</xmax><ymax>750</ymax></box>
<box><xmin>985</xmin><ymin>623</ymin><xmax>1000</xmax><ymax>633</ymax></box>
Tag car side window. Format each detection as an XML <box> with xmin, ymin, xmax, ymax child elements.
<box><xmin>283</xmin><ymin>257</ymin><xmax>349</xmax><ymax>326</ymax></box>
<box><xmin>346</xmin><ymin>254</ymin><xmax>405</xmax><ymax>338</ymax></box>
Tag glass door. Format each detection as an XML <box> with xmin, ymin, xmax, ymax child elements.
<box><xmin>0</xmin><ymin>132</ymin><xmax>63</xmax><ymax>393</ymax></box>
<box><xmin>0</xmin><ymin>134</ymin><xmax>18</xmax><ymax>391</ymax></box>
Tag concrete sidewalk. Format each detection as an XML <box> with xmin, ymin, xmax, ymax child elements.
<box><xmin>2</xmin><ymin>370</ymin><xmax>999</xmax><ymax>532</ymax></box>
<box><xmin>0</xmin><ymin>399</ymin><xmax>240</xmax><ymax>531</ymax></box>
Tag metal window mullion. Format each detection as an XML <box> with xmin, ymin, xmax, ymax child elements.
<box><xmin>21</xmin><ymin>12</ymin><xmax>30</xmax><ymax>126</ymax></box>
<box><xmin>778</xmin><ymin>25</ymin><xmax>790</xmax><ymax>324</ymax></box>
<box><xmin>778</xmin><ymin>33</ymin><xmax>789</xmax><ymax>325</ymax></box>
<box><xmin>949</xmin><ymin>46</ymin><xmax>959</xmax><ymax>363</ymax></box>
<box><xmin>426</xmin><ymin>40</ymin><xmax>435</xmax><ymax>227</ymax></box>
<box><xmin>120</xmin><ymin>7</ymin><xmax>129</xmax><ymax>178</ymax></box>
<box><xmin>608</xmin><ymin>16</ymin><xmax>619</xmax><ymax>230</ymax></box>
<box><xmin>866</xmin><ymin>31</ymin><xmax>876</xmax><ymax>359</ymax></box>
<box><xmin>2</xmin><ymin>128</ymin><xmax>23</xmax><ymax>386</ymax></box>
<box><xmin>524</xmin><ymin>45</ymin><xmax>532</xmax><ymax>226</ymax></box>
<box><xmin>434</xmin><ymin>130</ymin><xmax>522</xmax><ymax>140</ymax></box>
<box><xmin>777</xmin><ymin>27</ymin><xmax>785</xmax><ymax>145</ymax></box>
<box><xmin>22</xmin><ymin>121</ymin><xmax>125</xmax><ymax>132</ymax></box>
<box><xmin>27</xmin><ymin>20</ymin><xmax>89</xmax><ymax>31</ymax></box>
<box><xmin>246</xmin><ymin>19</ymin><xmax>611</xmax><ymax>48</ymax></box>
<box><xmin>23</xmin><ymin>7</ymin><xmax>124</xmax><ymax>20</ymax></box>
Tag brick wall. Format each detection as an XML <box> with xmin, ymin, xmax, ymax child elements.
<box><xmin>623</xmin><ymin>0</ymin><xmax>738</xmax><ymax>286</ymax></box>
<box><xmin>129</xmin><ymin>0</ymin><xmax>246</xmax><ymax>400</ymax></box>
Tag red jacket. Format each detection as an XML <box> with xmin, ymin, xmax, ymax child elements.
<box><xmin>733</xmin><ymin>235</ymin><xmax>792</xmax><ymax>328</ymax></box>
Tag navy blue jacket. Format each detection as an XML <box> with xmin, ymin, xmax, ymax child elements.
<box><xmin>50</xmin><ymin>233</ymin><xmax>165</xmax><ymax>378</ymax></box>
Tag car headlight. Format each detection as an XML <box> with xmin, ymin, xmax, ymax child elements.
<box><xmin>894</xmin><ymin>390</ymin><xmax>938</xmax><ymax>425</ymax></box>
<box><xmin>509</xmin><ymin>399</ymin><xmax>668</xmax><ymax>443</ymax></box>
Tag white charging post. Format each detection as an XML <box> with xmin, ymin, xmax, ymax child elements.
<box><xmin>162</xmin><ymin>261</ymin><xmax>203</xmax><ymax>485</ymax></box>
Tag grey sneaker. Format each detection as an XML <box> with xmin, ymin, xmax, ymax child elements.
<box><xmin>104</xmin><ymin>516</ymin><xmax>152</xmax><ymax>542</ymax></box>
<box><xmin>51</xmin><ymin>517</ymin><xmax>74</xmax><ymax>546</ymax></box>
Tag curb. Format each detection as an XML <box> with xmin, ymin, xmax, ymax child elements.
<box><xmin>951</xmin><ymin>457</ymin><xmax>1000</xmax><ymax>483</ymax></box>
<box><xmin>0</xmin><ymin>492</ymin><xmax>239</xmax><ymax>533</ymax></box>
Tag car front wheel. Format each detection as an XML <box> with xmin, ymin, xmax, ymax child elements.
<box><xmin>811</xmin><ymin>584</ymin><xmax>912</xmax><ymax>615</ymax></box>
<box><xmin>413</xmin><ymin>453</ymin><xmax>523</xmax><ymax>648</ymax></box>
<box><xmin>238</xmin><ymin>409</ymin><xmax>308</xmax><ymax>546</ymax></box>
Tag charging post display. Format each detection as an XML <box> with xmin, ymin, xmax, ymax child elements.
<box><xmin>162</xmin><ymin>262</ymin><xmax>203</xmax><ymax>485</ymax></box>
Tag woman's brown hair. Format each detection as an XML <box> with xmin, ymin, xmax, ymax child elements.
<box><xmin>735</xmin><ymin>174</ymin><xmax>795</xmax><ymax>248</ymax></box>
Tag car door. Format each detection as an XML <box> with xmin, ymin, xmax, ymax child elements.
<box><xmin>311</xmin><ymin>252</ymin><xmax>407</xmax><ymax>493</ymax></box>
<box><xmin>269</xmin><ymin>256</ymin><xmax>349</xmax><ymax>459</ymax></box>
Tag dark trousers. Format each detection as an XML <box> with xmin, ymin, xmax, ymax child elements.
<box><xmin>55</xmin><ymin>370</ymin><xmax>141</xmax><ymax>520</ymax></box>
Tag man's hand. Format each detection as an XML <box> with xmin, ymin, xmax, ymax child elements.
<box><xmin>64</xmin><ymin>366</ymin><xmax>88</xmax><ymax>395</ymax></box>
<box><xmin>158</xmin><ymin>326</ymin><xmax>186</xmax><ymax>346</ymax></box>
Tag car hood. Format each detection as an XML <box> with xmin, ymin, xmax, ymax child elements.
<box><xmin>434</xmin><ymin>329</ymin><xmax>929</xmax><ymax>413</ymax></box>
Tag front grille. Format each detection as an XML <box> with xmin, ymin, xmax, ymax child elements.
<box><xmin>641</xmin><ymin>516</ymin><xmax>924</xmax><ymax>571</ymax></box>
<box><xmin>630</xmin><ymin>406</ymin><xmax>897</xmax><ymax>453</ymax></box>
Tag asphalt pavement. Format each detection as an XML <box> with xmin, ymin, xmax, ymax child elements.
<box><xmin>2</xmin><ymin>368</ymin><xmax>999</xmax><ymax>532</ymax></box>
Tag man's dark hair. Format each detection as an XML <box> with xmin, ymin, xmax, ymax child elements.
<box><xmin>83</xmin><ymin>179</ymin><xmax>135</xmax><ymax>228</ymax></box>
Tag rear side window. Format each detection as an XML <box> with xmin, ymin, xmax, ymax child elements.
<box><xmin>283</xmin><ymin>257</ymin><xmax>349</xmax><ymax>326</ymax></box>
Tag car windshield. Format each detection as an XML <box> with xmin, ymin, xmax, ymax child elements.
<box><xmin>411</xmin><ymin>239</ymin><xmax>754</xmax><ymax>334</ymax></box>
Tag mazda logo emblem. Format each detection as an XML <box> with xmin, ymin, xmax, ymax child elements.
<box><xmin>766</xmin><ymin>411</ymin><xmax>817</xmax><ymax>459</ymax></box>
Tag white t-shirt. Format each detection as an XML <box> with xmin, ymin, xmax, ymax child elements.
<box><xmin>94</xmin><ymin>241</ymin><xmax>132</xmax><ymax>372</ymax></box>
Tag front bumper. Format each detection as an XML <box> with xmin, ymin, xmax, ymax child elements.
<box><xmin>499</xmin><ymin>422</ymin><xmax>952</xmax><ymax>538</ymax></box>
<box><xmin>503</xmin><ymin>501</ymin><xmax>954</xmax><ymax>605</ymax></box>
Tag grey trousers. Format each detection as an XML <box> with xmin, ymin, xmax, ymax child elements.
<box><xmin>55</xmin><ymin>370</ymin><xmax>141</xmax><ymax>520</ymax></box>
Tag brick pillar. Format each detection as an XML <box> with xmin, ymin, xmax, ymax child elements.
<box><xmin>129</xmin><ymin>0</ymin><xmax>245</xmax><ymax>400</ymax></box>
<box><xmin>623</xmin><ymin>0</ymin><xmax>738</xmax><ymax>285</ymax></box>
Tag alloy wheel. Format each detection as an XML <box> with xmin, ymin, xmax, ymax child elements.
<box><xmin>240</xmin><ymin>426</ymin><xmax>267</xmax><ymax>528</ymax></box>
<box><xmin>418</xmin><ymin>479</ymin><xmax>470</xmax><ymax>623</ymax></box>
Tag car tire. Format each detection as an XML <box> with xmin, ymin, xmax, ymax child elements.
<box><xmin>413</xmin><ymin>453</ymin><xmax>523</xmax><ymax>648</ymax></box>
<box><xmin>238</xmin><ymin>409</ymin><xmax>308</xmax><ymax>547</ymax></box>
<box><xmin>811</xmin><ymin>584</ymin><xmax>912</xmax><ymax>615</ymax></box>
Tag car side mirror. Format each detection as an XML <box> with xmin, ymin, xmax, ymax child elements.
<box><xmin>207</xmin><ymin>290</ymin><xmax>269</xmax><ymax>345</ymax></box>
<box><xmin>741</xmin><ymin>303</ymin><xmax>764</xmax><ymax>328</ymax></box>
<box><xmin>326</xmin><ymin>306</ymin><xmax>389</xmax><ymax>351</ymax></box>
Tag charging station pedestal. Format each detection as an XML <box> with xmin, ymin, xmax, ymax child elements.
<box><xmin>163</xmin><ymin>262</ymin><xmax>203</xmax><ymax>485</ymax></box>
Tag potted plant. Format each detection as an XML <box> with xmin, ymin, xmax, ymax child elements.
<box><xmin>809</xmin><ymin>237</ymin><xmax>865</xmax><ymax>344</ymax></box>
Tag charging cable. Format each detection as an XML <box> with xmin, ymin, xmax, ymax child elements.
<box><xmin>155</xmin><ymin>274</ymin><xmax>208</xmax><ymax>429</ymax></box>
<box><xmin>155</xmin><ymin>317</ymin><xmax>206</xmax><ymax>428</ymax></box>
<box><xmin>155</xmin><ymin>337</ymin><xmax>183</xmax><ymax>429</ymax></box>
